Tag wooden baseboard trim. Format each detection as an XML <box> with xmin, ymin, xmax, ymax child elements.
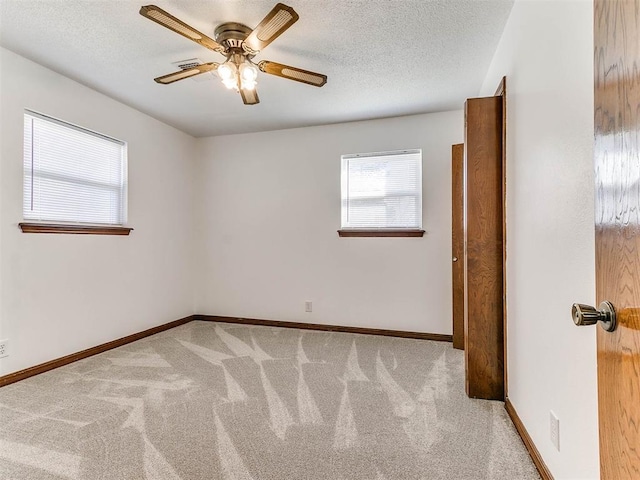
<box><xmin>194</xmin><ymin>315</ymin><xmax>453</xmax><ymax>342</ymax></box>
<box><xmin>505</xmin><ymin>398</ymin><xmax>554</xmax><ymax>480</ymax></box>
<box><xmin>0</xmin><ymin>315</ymin><xmax>194</xmax><ymax>388</ymax></box>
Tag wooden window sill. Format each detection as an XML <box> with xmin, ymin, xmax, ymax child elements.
<box><xmin>19</xmin><ymin>223</ymin><xmax>133</xmax><ymax>235</ymax></box>
<box><xmin>337</xmin><ymin>229</ymin><xmax>425</xmax><ymax>237</ymax></box>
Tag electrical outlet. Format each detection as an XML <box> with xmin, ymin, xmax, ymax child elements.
<box><xmin>550</xmin><ymin>411</ymin><xmax>560</xmax><ymax>451</ymax></box>
<box><xmin>305</xmin><ymin>301</ymin><xmax>313</xmax><ymax>313</ymax></box>
<box><xmin>0</xmin><ymin>339</ymin><xmax>8</xmax><ymax>358</ymax></box>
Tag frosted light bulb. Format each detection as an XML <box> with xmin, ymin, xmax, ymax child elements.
<box><xmin>217</xmin><ymin>62</ymin><xmax>236</xmax><ymax>80</ymax></box>
<box><xmin>240</xmin><ymin>63</ymin><xmax>258</xmax><ymax>82</ymax></box>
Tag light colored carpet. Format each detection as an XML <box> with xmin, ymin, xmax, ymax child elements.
<box><xmin>0</xmin><ymin>321</ymin><xmax>539</xmax><ymax>480</ymax></box>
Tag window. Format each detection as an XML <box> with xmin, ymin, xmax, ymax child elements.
<box><xmin>22</xmin><ymin>110</ymin><xmax>128</xmax><ymax>231</ymax></box>
<box><xmin>340</xmin><ymin>149</ymin><xmax>424</xmax><ymax>237</ymax></box>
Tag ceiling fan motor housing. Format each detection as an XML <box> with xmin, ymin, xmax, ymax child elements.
<box><xmin>214</xmin><ymin>22</ymin><xmax>252</xmax><ymax>52</ymax></box>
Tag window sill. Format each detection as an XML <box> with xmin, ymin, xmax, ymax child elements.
<box><xmin>19</xmin><ymin>223</ymin><xmax>133</xmax><ymax>236</ymax></box>
<box><xmin>337</xmin><ymin>229</ymin><xmax>425</xmax><ymax>238</ymax></box>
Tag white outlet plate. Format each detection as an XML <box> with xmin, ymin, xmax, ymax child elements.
<box><xmin>550</xmin><ymin>411</ymin><xmax>560</xmax><ymax>451</ymax></box>
<box><xmin>0</xmin><ymin>339</ymin><xmax>8</xmax><ymax>358</ymax></box>
<box><xmin>305</xmin><ymin>301</ymin><xmax>313</xmax><ymax>313</ymax></box>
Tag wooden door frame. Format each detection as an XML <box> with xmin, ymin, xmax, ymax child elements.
<box><xmin>494</xmin><ymin>77</ymin><xmax>508</xmax><ymax>398</ymax></box>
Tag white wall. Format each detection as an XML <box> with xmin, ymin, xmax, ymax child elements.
<box><xmin>0</xmin><ymin>48</ymin><xmax>197</xmax><ymax>375</ymax></box>
<box><xmin>195</xmin><ymin>111</ymin><xmax>463</xmax><ymax>334</ymax></box>
<box><xmin>480</xmin><ymin>1</ymin><xmax>598</xmax><ymax>478</ymax></box>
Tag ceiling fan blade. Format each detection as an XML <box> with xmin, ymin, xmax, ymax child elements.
<box><xmin>154</xmin><ymin>62</ymin><xmax>219</xmax><ymax>84</ymax></box>
<box><xmin>258</xmin><ymin>61</ymin><xmax>327</xmax><ymax>87</ymax></box>
<box><xmin>140</xmin><ymin>5</ymin><xmax>224</xmax><ymax>53</ymax></box>
<box><xmin>243</xmin><ymin>3</ymin><xmax>299</xmax><ymax>53</ymax></box>
<box><xmin>240</xmin><ymin>87</ymin><xmax>260</xmax><ymax>105</ymax></box>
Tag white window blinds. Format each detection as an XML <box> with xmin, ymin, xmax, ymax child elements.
<box><xmin>341</xmin><ymin>150</ymin><xmax>422</xmax><ymax>229</ymax></box>
<box><xmin>23</xmin><ymin>111</ymin><xmax>127</xmax><ymax>225</ymax></box>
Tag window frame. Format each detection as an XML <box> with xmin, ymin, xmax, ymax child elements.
<box><xmin>21</xmin><ymin>110</ymin><xmax>131</xmax><ymax>236</ymax></box>
<box><xmin>338</xmin><ymin>149</ymin><xmax>425</xmax><ymax>238</ymax></box>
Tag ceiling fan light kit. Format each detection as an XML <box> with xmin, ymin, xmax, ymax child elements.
<box><xmin>140</xmin><ymin>3</ymin><xmax>327</xmax><ymax>105</ymax></box>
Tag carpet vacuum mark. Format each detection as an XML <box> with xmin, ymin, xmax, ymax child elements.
<box><xmin>0</xmin><ymin>321</ymin><xmax>539</xmax><ymax>479</ymax></box>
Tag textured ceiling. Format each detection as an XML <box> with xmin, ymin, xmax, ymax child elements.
<box><xmin>0</xmin><ymin>0</ymin><xmax>514</xmax><ymax>137</ymax></box>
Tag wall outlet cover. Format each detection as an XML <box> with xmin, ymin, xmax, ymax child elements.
<box><xmin>550</xmin><ymin>410</ymin><xmax>560</xmax><ymax>451</ymax></box>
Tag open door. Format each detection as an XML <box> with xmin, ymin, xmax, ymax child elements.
<box><xmin>456</xmin><ymin>79</ymin><xmax>506</xmax><ymax>398</ymax></box>
<box><xmin>463</xmin><ymin>96</ymin><xmax>504</xmax><ymax>400</ymax></box>
<box><xmin>594</xmin><ymin>0</ymin><xmax>640</xmax><ymax>476</ymax></box>
<box><xmin>452</xmin><ymin>144</ymin><xmax>464</xmax><ymax>350</ymax></box>
<box><xmin>572</xmin><ymin>1</ymin><xmax>640</xmax><ymax>477</ymax></box>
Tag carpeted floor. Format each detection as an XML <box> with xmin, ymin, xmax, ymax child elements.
<box><xmin>0</xmin><ymin>321</ymin><xmax>539</xmax><ymax>479</ymax></box>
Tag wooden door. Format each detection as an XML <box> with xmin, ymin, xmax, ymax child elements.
<box><xmin>452</xmin><ymin>144</ymin><xmax>464</xmax><ymax>350</ymax></box>
<box><xmin>464</xmin><ymin>97</ymin><xmax>504</xmax><ymax>400</ymax></box>
<box><xmin>594</xmin><ymin>0</ymin><xmax>640</xmax><ymax>477</ymax></box>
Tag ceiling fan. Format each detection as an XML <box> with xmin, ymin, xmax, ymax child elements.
<box><xmin>139</xmin><ymin>3</ymin><xmax>328</xmax><ymax>105</ymax></box>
